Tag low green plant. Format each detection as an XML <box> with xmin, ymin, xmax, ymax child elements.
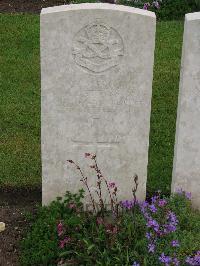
<box><xmin>20</xmin><ymin>190</ymin><xmax>85</xmax><ymax>265</ymax></box>
<box><xmin>20</xmin><ymin>189</ymin><xmax>200</xmax><ymax>265</ymax></box>
<box><xmin>111</xmin><ymin>0</ymin><xmax>200</xmax><ymax>20</ymax></box>
<box><xmin>155</xmin><ymin>0</ymin><xmax>200</xmax><ymax>20</ymax></box>
<box><xmin>194</xmin><ymin>0</ymin><xmax>200</xmax><ymax>8</ymax></box>
<box><xmin>21</xmin><ymin>155</ymin><xmax>200</xmax><ymax>265</ymax></box>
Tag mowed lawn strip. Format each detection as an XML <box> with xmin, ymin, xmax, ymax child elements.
<box><xmin>0</xmin><ymin>14</ymin><xmax>40</xmax><ymax>187</ymax></box>
<box><xmin>147</xmin><ymin>21</ymin><xmax>184</xmax><ymax>195</ymax></box>
<box><xmin>0</xmin><ymin>15</ymin><xmax>184</xmax><ymax>193</ymax></box>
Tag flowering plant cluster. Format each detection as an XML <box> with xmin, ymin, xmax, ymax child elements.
<box><xmin>116</xmin><ymin>0</ymin><xmax>162</xmax><ymax>11</ymax></box>
<box><xmin>54</xmin><ymin>187</ymin><xmax>200</xmax><ymax>266</ymax></box>
<box><xmin>186</xmin><ymin>251</ymin><xmax>200</xmax><ymax>265</ymax></box>
<box><xmin>143</xmin><ymin>0</ymin><xmax>161</xmax><ymax>10</ymax></box>
<box><xmin>21</xmin><ymin>155</ymin><xmax>200</xmax><ymax>266</ymax></box>
<box><xmin>114</xmin><ymin>0</ymin><xmax>200</xmax><ymax>20</ymax></box>
<box><xmin>67</xmin><ymin>153</ymin><xmax>121</xmax><ymax>216</ymax></box>
<box><xmin>139</xmin><ymin>195</ymin><xmax>181</xmax><ymax>265</ymax></box>
<box><xmin>121</xmin><ymin>192</ymin><xmax>200</xmax><ymax>266</ymax></box>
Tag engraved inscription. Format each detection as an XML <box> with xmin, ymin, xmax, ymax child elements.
<box><xmin>72</xmin><ymin>20</ymin><xmax>124</xmax><ymax>73</ymax></box>
<box><xmin>71</xmin><ymin>105</ymin><xmax>132</xmax><ymax>144</ymax></box>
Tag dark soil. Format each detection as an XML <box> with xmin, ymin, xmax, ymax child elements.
<box><xmin>0</xmin><ymin>0</ymin><xmax>70</xmax><ymax>14</ymax></box>
<box><xmin>0</xmin><ymin>0</ymin><xmax>114</xmax><ymax>14</ymax></box>
<box><xmin>0</xmin><ymin>187</ymin><xmax>41</xmax><ymax>266</ymax></box>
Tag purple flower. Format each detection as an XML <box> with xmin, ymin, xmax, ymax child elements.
<box><xmin>164</xmin><ymin>223</ymin><xmax>177</xmax><ymax>233</ymax></box>
<box><xmin>165</xmin><ymin>211</ymin><xmax>178</xmax><ymax>233</ymax></box>
<box><xmin>175</xmin><ymin>188</ymin><xmax>192</xmax><ymax>200</ymax></box>
<box><xmin>171</xmin><ymin>240</ymin><xmax>180</xmax><ymax>247</ymax></box>
<box><xmin>158</xmin><ymin>199</ymin><xmax>167</xmax><ymax>207</ymax></box>
<box><xmin>120</xmin><ymin>199</ymin><xmax>135</xmax><ymax>210</ymax></box>
<box><xmin>167</xmin><ymin>211</ymin><xmax>178</xmax><ymax>224</ymax></box>
<box><xmin>186</xmin><ymin>250</ymin><xmax>200</xmax><ymax>265</ymax></box>
<box><xmin>185</xmin><ymin>192</ymin><xmax>192</xmax><ymax>200</ymax></box>
<box><xmin>139</xmin><ymin>201</ymin><xmax>151</xmax><ymax>219</ymax></box>
<box><xmin>175</xmin><ymin>188</ymin><xmax>183</xmax><ymax>195</ymax></box>
<box><xmin>152</xmin><ymin>0</ymin><xmax>160</xmax><ymax>9</ymax></box>
<box><xmin>144</xmin><ymin>212</ymin><xmax>152</xmax><ymax>220</ymax></box>
<box><xmin>139</xmin><ymin>201</ymin><xmax>148</xmax><ymax>213</ymax></box>
<box><xmin>147</xmin><ymin>219</ymin><xmax>159</xmax><ymax>232</ymax></box>
<box><xmin>151</xmin><ymin>195</ymin><xmax>159</xmax><ymax>204</ymax></box>
<box><xmin>132</xmin><ymin>262</ymin><xmax>140</xmax><ymax>266</ymax></box>
<box><xmin>159</xmin><ymin>253</ymin><xmax>172</xmax><ymax>265</ymax></box>
<box><xmin>139</xmin><ymin>200</ymin><xmax>149</xmax><ymax>209</ymax></box>
<box><xmin>148</xmin><ymin>243</ymin><xmax>155</xmax><ymax>253</ymax></box>
<box><xmin>145</xmin><ymin>232</ymin><xmax>152</xmax><ymax>240</ymax></box>
<box><xmin>143</xmin><ymin>2</ymin><xmax>150</xmax><ymax>10</ymax></box>
<box><xmin>173</xmin><ymin>257</ymin><xmax>180</xmax><ymax>266</ymax></box>
<box><xmin>149</xmin><ymin>204</ymin><xmax>157</xmax><ymax>213</ymax></box>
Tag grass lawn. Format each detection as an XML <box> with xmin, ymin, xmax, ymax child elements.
<box><xmin>0</xmin><ymin>14</ymin><xmax>184</xmax><ymax>194</ymax></box>
<box><xmin>0</xmin><ymin>15</ymin><xmax>40</xmax><ymax>187</ymax></box>
<box><xmin>147</xmin><ymin>21</ymin><xmax>183</xmax><ymax>195</ymax></box>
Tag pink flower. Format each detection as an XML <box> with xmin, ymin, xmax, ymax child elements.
<box><xmin>143</xmin><ymin>2</ymin><xmax>150</xmax><ymax>10</ymax></box>
<box><xmin>96</xmin><ymin>217</ymin><xmax>104</xmax><ymax>225</ymax></box>
<box><xmin>158</xmin><ymin>199</ymin><xmax>167</xmax><ymax>207</ymax></box>
<box><xmin>105</xmin><ymin>224</ymin><xmax>118</xmax><ymax>234</ymax></box>
<box><xmin>59</xmin><ymin>237</ymin><xmax>71</xmax><ymax>249</ymax></box>
<box><xmin>108</xmin><ymin>182</ymin><xmax>116</xmax><ymax>189</ymax></box>
<box><xmin>69</xmin><ymin>203</ymin><xmax>76</xmax><ymax>210</ymax></box>
<box><xmin>85</xmin><ymin>153</ymin><xmax>96</xmax><ymax>159</ymax></box>
<box><xmin>57</xmin><ymin>222</ymin><xmax>63</xmax><ymax>236</ymax></box>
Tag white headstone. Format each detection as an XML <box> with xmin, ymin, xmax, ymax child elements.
<box><xmin>172</xmin><ymin>12</ymin><xmax>200</xmax><ymax>209</ymax></box>
<box><xmin>41</xmin><ymin>4</ymin><xmax>156</xmax><ymax>205</ymax></box>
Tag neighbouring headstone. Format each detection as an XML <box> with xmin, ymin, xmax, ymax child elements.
<box><xmin>41</xmin><ymin>3</ymin><xmax>156</xmax><ymax>205</ymax></box>
<box><xmin>172</xmin><ymin>12</ymin><xmax>200</xmax><ymax>209</ymax></box>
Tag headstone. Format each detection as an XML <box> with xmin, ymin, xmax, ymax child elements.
<box><xmin>172</xmin><ymin>12</ymin><xmax>200</xmax><ymax>209</ymax></box>
<box><xmin>41</xmin><ymin>3</ymin><xmax>156</xmax><ymax>205</ymax></box>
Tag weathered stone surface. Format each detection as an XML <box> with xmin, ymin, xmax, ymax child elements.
<box><xmin>172</xmin><ymin>12</ymin><xmax>200</xmax><ymax>209</ymax></box>
<box><xmin>41</xmin><ymin>3</ymin><xmax>156</xmax><ymax>205</ymax></box>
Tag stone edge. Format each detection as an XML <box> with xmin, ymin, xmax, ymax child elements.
<box><xmin>185</xmin><ymin>11</ymin><xmax>200</xmax><ymax>21</ymax></box>
<box><xmin>41</xmin><ymin>3</ymin><xmax>155</xmax><ymax>18</ymax></box>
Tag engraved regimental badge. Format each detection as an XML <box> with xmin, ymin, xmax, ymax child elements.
<box><xmin>72</xmin><ymin>20</ymin><xmax>124</xmax><ymax>73</ymax></box>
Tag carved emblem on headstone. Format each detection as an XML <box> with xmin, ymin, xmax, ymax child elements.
<box><xmin>72</xmin><ymin>20</ymin><xmax>124</xmax><ymax>73</ymax></box>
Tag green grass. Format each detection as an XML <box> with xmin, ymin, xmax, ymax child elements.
<box><xmin>0</xmin><ymin>15</ymin><xmax>40</xmax><ymax>187</ymax></box>
<box><xmin>147</xmin><ymin>21</ymin><xmax>184</xmax><ymax>195</ymax></box>
<box><xmin>0</xmin><ymin>15</ymin><xmax>184</xmax><ymax>193</ymax></box>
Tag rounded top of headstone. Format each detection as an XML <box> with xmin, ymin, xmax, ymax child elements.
<box><xmin>41</xmin><ymin>3</ymin><xmax>156</xmax><ymax>18</ymax></box>
<box><xmin>185</xmin><ymin>12</ymin><xmax>200</xmax><ymax>21</ymax></box>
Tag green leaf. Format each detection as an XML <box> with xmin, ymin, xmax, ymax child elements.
<box><xmin>88</xmin><ymin>244</ymin><xmax>95</xmax><ymax>251</ymax></box>
<box><xmin>59</xmin><ymin>250</ymin><xmax>74</xmax><ymax>257</ymax></box>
